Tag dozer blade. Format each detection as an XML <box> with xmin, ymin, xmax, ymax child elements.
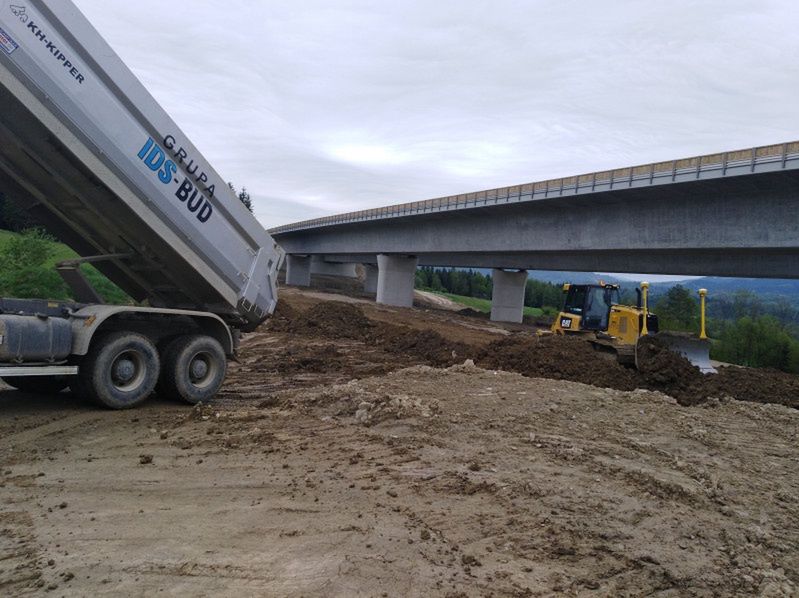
<box><xmin>643</xmin><ymin>332</ymin><xmax>717</xmax><ymax>374</ymax></box>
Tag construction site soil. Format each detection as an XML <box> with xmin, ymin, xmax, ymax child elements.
<box><xmin>264</xmin><ymin>293</ymin><xmax>799</xmax><ymax>409</ymax></box>
<box><xmin>1</xmin><ymin>287</ymin><xmax>797</xmax><ymax>596</ymax></box>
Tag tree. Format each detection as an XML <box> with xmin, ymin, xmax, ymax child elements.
<box><xmin>227</xmin><ymin>182</ymin><xmax>254</xmax><ymax>213</ymax></box>
<box><xmin>0</xmin><ymin>192</ymin><xmax>37</xmax><ymax>231</ymax></box>
<box><xmin>430</xmin><ymin>271</ymin><xmax>445</xmax><ymax>292</ymax></box>
<box><xmin>237</xmin><ymin>188</ymin><xmax>253</xmax><ymax>212</ymax></box>
<box><xmin>712</xmin><ymin>315</ymin><xmax>799</xmax><ymax>373</ymax></box>
<box><xmin>730</xmin><ymin>290</ymin><xmax>763</xmax><ymax>320</ymax></box>
<box><xmin>524</xmin><ymin>279</ymin><xmax>563</xmax><ymax>309</ymax></box>
<box><xmin>469</xmin><ymin>271</ymin><xmax>492</xmax><ymax>299</ymax></box>
<box><xmin>654</xmin><ymin>285</ymin><xmax>699</xmax><ymax>332</ymax></box>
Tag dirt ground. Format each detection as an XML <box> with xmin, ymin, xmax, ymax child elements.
<box><xmin>1</xmin><ymin>288</ymin><xmax>798</xmax><ymax>596</ymax></box>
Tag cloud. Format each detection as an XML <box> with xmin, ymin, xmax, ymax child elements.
<box><xmin>72</xmin><ymin>0</ymin><xmax>799</xmax><ymax>228</ymax></box>
<box><xmin>325</xmin><ymin>143</ymin><xmax>412</xmax><ymax>167</ymax></box>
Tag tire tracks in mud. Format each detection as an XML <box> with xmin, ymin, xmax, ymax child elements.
<box><xmin>0</xmin><ymin>509</ymin><xmax>43</xmax><ymax>595</ymax></box>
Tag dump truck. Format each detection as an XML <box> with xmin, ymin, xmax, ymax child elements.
<box><xmin>0</xmin><ymin>1</ymin><xmax>282</xmax><ymax>408</ymax></box>
<box><xmin>550</xmin><ymin>282</ymin><xmax>716</xmax><ymax>373</ymax></box>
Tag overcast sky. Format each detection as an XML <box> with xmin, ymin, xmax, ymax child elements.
<box><xmin>72</xmin><ymin>0</ymin><xmax>798</xmax><ymax>235</ymax></box>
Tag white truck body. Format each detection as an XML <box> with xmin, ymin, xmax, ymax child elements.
<box><xmin>0</xmin><ymin>0</ymin><xmax>281</xmax><ymax>328</ymax></box>
<box><xmin>0</xmin><ymin>1</ymin><xmax>282</xmax><ymax>407</ymax></box>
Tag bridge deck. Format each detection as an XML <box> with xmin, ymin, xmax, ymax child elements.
<box><xmin>271</xmin><ymin>141</ymin><xmax>799</xmax><ymax>234</ymax></box>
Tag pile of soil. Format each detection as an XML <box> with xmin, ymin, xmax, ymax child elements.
<box><xmin>273</xmin><ymin>344</ymin><xmax>346</xmax><ymax>374</ymax></box>
<box><xmin>634</xmin><ymin>336</ymin><xmax>707</xmax><ymax>404</ymax></box>
<box><xmin>269</xmin><ymin>301</ymin><xmax>373</xmax><ymax>340</ymax></box>
<box><xmin>263</xmin><ymin>299</ymin><xmax>300</xmax><ymax>331</ymax></box>
<box><xmin>468</xmin><ymin>332</ymin><xmax>799</xmax><ymax>409</ymax></box>
<box><xmin>376</xmin><ymin>328</ymin><xmax>471</xmax><ymax>366</ymax></box>
<box><xmin>269</xmin><ymin>299</ymin><xmax>471</xmax><ymax>368</ymax></box>
<box><xmin>635</xmin><ymin>337</ymin><xmax>799</xmax><ymax>408</ymax></box>
<box><xmin>457</xmin><ymin>308</ymin><xmax>489</xmax><ymax>320</ymax></box>
<box><xmin>523</xmin><ymin>314</ymin><xmax>555</xmax><ymax>328</ymax></box>
<box><xmin>711</xmin><ymin>367</ymin><xmax>799</xmax><ymax>409</ymax></box>
<box><xmin>476</xmin><ymin>335</ymin><xmax>640</xmax><ymax>391</ymax></box>
<box><xmin>262</xmin><ymin>294</ymin><xmax>799</xmax><ymax>409</ymax></box>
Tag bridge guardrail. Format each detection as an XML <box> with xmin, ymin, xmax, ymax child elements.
<box><xmin>271</xmin><ymin>141</ymin><xmax>799</xmax><ymax>234</ymax></box>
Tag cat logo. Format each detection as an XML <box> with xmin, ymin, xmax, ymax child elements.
<box><xmin>560</xmin><ymin>317</ymin><xmax>573</xmax><ymax>329</ymax></box>
<box><xmin>10</xmin><ymin>5</ymin><xmax>28</xmax><ymax>23</ymax></box>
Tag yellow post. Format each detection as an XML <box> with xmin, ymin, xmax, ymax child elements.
<box><xmin>698</xmin><ymin>288</ymin><xmax>708</xmax><ymax>339</ymax></box>
<box><xmin>640</xmin><ymin>281</ymin><xmax>649</xmax><ymax>336</ymax></box>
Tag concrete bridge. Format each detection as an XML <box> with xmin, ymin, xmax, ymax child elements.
<box><xmin>271</xmin><ymin>141</ymin><xmax>799</xmax><ymax>322</ymax></box>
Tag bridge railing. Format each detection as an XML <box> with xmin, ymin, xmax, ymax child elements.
<box><xmin>270</xmin><ymin>141</ymin><xmax>799</xmax><ymax>234</ymax></box>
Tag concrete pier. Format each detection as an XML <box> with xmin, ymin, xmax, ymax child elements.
<box><xmin>363</xmin><ymin>264</ymin><xmax>379</xmax><ymax>294</ymax></box>
<box><xmin>285</xmin><ymin>254</ymin><xmax>311</xmax><ymax>286</ymax></box>
<box><xmin>490</xmin><ymin>269</ymin><xmax>527</xmax><ymax>323</ymax></box>
<box><xmin>376</xmin><ymin>254</ymin><xmax>418</xmax><ymax>307</ymax></box>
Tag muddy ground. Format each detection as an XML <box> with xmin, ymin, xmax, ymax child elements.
<box><xmin>257</xmin><ymin>291</ymin><xmax>799</xmax><ymax>409</ymax></box>
<box><xmin>1</xmin><ymin>287</ymin><xmax>798</xmax><ymax>596</ymax></box>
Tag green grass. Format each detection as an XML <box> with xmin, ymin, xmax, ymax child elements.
<box><xmin>0</xmin><ymin>229</ymin><xmax>17</xmax><ymax>246</ymax></box>
<box><xmin>0</xmin><ymin>228</ymin><xmax>74</xmax><ymax>266</ymax></box>
<box><xmin>432</xmin><ymin>291</ymin><xmax>544</xmax><ymax>317</ymax></box>
<box><xmin>0</xmin><ymin>228</ymin><xmax>131</xmax><ymax>304</ymax></box>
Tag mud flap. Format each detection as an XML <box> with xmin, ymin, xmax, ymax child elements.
<box><xmin>638</xmin><ymin>333</ymin><xmax>717</xmax><ymax>374</ymax></box>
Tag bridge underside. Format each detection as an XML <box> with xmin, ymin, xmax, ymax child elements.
<box><xmin>277</xmin><ymin>170</ymin><xmax>799</xmax><ymax>278</ymax></box>
<box><xmin>319</xmin><ymin>248</ymin><xmax>799</xmax><ymax>279</ymax></box>
<box><xmin>274</xmin><ymin>167</ymin><xmax>799</xmax><ymax>319</ymax></box>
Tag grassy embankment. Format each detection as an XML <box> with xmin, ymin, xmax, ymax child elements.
<box><xmin>0</xmin><ymin>229</ymin><xmax>130</xmax><ymax>304</ymax></box>
<box><xmin>431</xmin><ymin>290</ymin><xmax>545</xmax><ymax>317</ymax></box>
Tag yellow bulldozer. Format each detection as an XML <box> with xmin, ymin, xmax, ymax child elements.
<box><xmin>550</xmin><ymin>281</ymin><xmax>716</xmax><ymax>373</ymax></box>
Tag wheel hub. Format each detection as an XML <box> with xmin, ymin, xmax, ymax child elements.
<box><xmin>113</xmin><ymin>358</ymin><xmax>136</xmax><ymax>384</ymax></box>
<box><xmin>190</xmin><ymin>357</ymin><xmax>209</xmax><ymax>381</ymax></box>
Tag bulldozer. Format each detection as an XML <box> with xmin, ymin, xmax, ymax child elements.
<box><xmin>549</xmin><ymin>282</ymin><xmax>716</xmax><ymax>373</ymax></box>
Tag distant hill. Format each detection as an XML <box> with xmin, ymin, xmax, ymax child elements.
<box><xmin>525</xmin><ymin>270</ymin><xmax>631</xmax><ymax>286</ymax></box>
<box><xmin>655</xmin><ymin>277</ymin><xmax>799</xmax><ymax>299</ymax></box>
<box><xmin>416</xmin><ymin>266</ymin><xmax>799</xmax><ymax>305</ymax></box>
<box><xmin>523</xmin><ymin>270</ymin><xmax>799</xmax><ymax>302</ymax></box>
<box><xmin>518</xmin><ymin>269</ymin><xmax>799</xmax><ymax>308</ymax></box>
<box><xmin>467</xmin><ymin>269</ymin><xmax>630</xmax><ymax>286</ymax></box>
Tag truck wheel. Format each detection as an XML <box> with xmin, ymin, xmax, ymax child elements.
<box><xmin>159</xmin><ymin>335</ymin><xmax>226</xmax><ymax>405</ymax></box>
<box><xmin>79</xmin><ymin>332</ymin><xmax>160</xmax><ymax>409</ymax></box>
<box><xmin>1</xmin><ymin>376</ymin><xmax>70</xmax><ymax>395</ymax></box>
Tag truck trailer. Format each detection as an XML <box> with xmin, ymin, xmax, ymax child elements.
<box><xmin>0</xmin><ymin>1</ymin><xmax>282</xmax><ymax>408</ymax></box>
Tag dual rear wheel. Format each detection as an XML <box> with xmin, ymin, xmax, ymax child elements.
<box><xmin>75</xmin><ymin>332</ymin><xmax>226</xmax><ymax>409</ymax></box>
<box><xmin>157</xmin><ymin>335</ymin><xmax>227</xmax><ymax>406</ymax></box>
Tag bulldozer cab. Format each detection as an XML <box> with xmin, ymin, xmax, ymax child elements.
<box><xmin>562</xmin><ymin>284</ymin><xmax>620</xmax><ymax>331</ymax></box>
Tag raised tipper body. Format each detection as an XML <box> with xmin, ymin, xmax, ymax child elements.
<box><xmin>0</xmin><ymin>1</ymin><xmax>282</xmax><ymax>407</ymax></box>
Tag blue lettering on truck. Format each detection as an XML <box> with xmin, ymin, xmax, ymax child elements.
<box><xmin>137</xmin><ymin>137</ymin><xmax>177</xmax><ymax>184</ymax></box>
<box><xmin>163</xmin><ymin>135</ymin><xmax>216</xmax><ymax>198</ymax></box>
<box><xmin>137</xmin><ymin>137</ymin><xmax>213</xmax><ymax>223</ymax></box>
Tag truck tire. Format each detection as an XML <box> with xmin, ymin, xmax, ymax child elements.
<box><xmin>1</xmin><ymin>376</ymin><xmax>70</xmax><ymax>395</ymax></box>
<box><xmin>79</xmin><ymin>332</ymin><xmax>160</xmax><ymax>409</ymax></box>
<box><xmin>159</xmin><ymin>335</ymin><xmax>226</xmax><ymax>405</ymax></box>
